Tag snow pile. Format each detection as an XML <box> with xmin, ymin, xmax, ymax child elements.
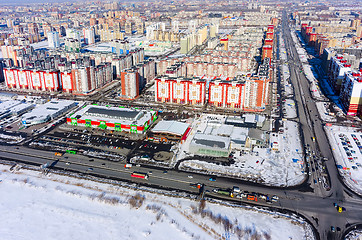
<box><xmin>0</xmin><ymin>163</ymin><xmax>315</xmax><ymax>240</ymax></box>
<box><xmin>315</xmin><ymin>102</ymin><xmax>337</xmax><ymax>122</ymax></box>
<box><xmin>0</xmin><ymin>133</ymin><xmax>25</xmax><ymax>144</ymax></box>
<box><xmin>303</xmin><ymin>65</ymin><xmax>317</xmax><ymax>83</ymax></box>
<box><xmin>283</xmin><ymin>99</ymin><xmax>297</xmax><ymax>119</ymax></box>
<box><xmin>345</xmin><ymin>229</ymin><xmax>362</xmax><ymax>240</ymax></box>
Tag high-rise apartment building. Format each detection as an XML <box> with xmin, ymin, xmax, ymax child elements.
<box><xmin>83</xmin><ymin>27</ymin><xmax>95</xmax><ymax>45</ymax></box>
<box><xmin>48</xmin><ymin>31</ymin><xmax>60</xmax><ymax>49</ymax></box>
<box><xmin>120</xmin><ymin>68</ymin><xmax>140</xmax><ymax>99</ymax></box>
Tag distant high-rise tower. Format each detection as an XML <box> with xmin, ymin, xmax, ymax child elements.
<box><xmin>83</xmin><ymin>27</ymin><xmax>95</xmax><ymax>45</ymax></box>
<box><xmin>28</xmin><ymin>23</ymin><xmax>39</xmax><ymax>35</ymax></box>
<box><xmin>48</xmin><ymin>31</ymin><xmax>60</xmax><ymax>49</ymax></box>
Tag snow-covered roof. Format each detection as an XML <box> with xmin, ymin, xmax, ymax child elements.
<box><xmin>216</xmin><ymin>124</ymin><xmax>234</xmax><ymax>137</ymax></box>
<box><xmin>73</xmin><ymin>105</ymin><xmax>156</xmax><ymax>126</ymax></box>
<box><xmin>230</xmin><ymin>127</ymin><xmax>249</xmax><ymax>142</ymax></box>
<box><xmin>11</xmin><ymin>102</ymin><xmax>34</xmax><ymax>115</ymax></box>
<box><xmin>0</xmin><ymin>92</ymin><xmax>17</xmax><ymax>100</ymax></box>
<box><xmin>152</xmin><ymin>120</ymin><xmax>189</xmax><ymax>136</ymax></box>
<box><xmin>85</xmin><ymin>107</ymin><xmax>140</xmax><ymax>120</ymax></box>
<box><xmin>22</xmin><ymin>100</ymin><xmax>76</xmax><ymax>124</ymax></box>
<box><xmin>0</xmin><ymin>100</ymin><xmax>22</xmax><ymax>112</ymax></box>
<box><xmin>248</xmin><ymin>128</ymin><xmax>265</xmax><ymax>141</ymax></box>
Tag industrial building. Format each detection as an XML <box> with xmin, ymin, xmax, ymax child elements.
<box><xmin>189</xmin><ymin>133</ymin><xmax>231</xmax><ymax>157</ymax></box>
<box><xmin>21</xmin><ymin>100</ymin><xmax>76</xmax><ymax>126</ymax></box>
<box><xmin>187</xmin><ymin>114</ymin><xmax>268</xmax><ymax>156</ymax></box>
<box><xmin>67</xmin><ymin>105</ymin><xmax>157</xmax><ymax>134</ymax></box>
<box><xmin>150</xmin><ymin>120</ymin><xmax>190</xmax><ymax>142</ymax></box>
<box><xmin>0</xmin><ymin>100</ymin><xmax>34</xmax><ymax>120</ymax></box>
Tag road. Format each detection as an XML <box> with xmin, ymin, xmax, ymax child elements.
<box><xmin>280</xmin><ymin>10</ymin><xmax>362</xmax><ymax>239</ymax></box>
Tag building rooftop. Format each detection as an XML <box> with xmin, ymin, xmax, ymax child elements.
<box><xmin>22</xmin><ymin>100</ymin><xmax>76</xmax><ymax>125</ymax></box>
<box><xmin>72</xmin><ymin>105</ymin><xmax>156</xmax><ymax>126</ymax></box>
<box><xmin>152</xmin><ymin>120</ymin><xmax>189</xmax><ymax>136</ymax></box>
<box><xmin>191</xmin><ymin>133</ymin><xmax>230</xmax><ymax>150</ymax></box>
<box><xmin>85</xmin><ymin>107</ymin><xmax>140</xmax><ymax>120</ymax></box>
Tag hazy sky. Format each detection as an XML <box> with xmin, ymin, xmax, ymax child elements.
<box><xmin>0</xmin><ymin>0</ymin><xmax>78</xmax><ymax>5</ymax></box>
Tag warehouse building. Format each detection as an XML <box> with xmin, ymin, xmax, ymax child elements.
<box><xmin>150</xmin><ymin>120</ymin><xmax>190</xmax><ymax>142</ymax></box>
<box><xmin>0</xmin><ymin>100</ymin><xmax>34</xmax><ymax>120</ymax></box>
<box><xmin>67</xmin><ymin>105</ymin><xmax>157</xmax><ymax>134</ymax></box>
<box><xmin>189</xmin><ymin>133</ymin><xmax>231</xmax><ymax>157</ymax></box>
<box><xmin>21</xmin><ymin>100</ymin><xmax>76</xmax><ymax>126</ymax></box>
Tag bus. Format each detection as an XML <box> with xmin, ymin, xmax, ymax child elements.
<box><xmin>66</xmin><ymin>150</ymin><xmax>77</xmax><ymax>154</ymax></box>
<box><xmin>131</xmin><ymin>172</ymin><xmax>149</xmax><ymax>180</ymax></box>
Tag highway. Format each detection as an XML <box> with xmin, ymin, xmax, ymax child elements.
<box><xmin>280</xmin><ymin>10</ymin><xmax>362</xmax><ymax>239</ymax></box>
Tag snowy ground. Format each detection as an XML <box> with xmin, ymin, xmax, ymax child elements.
<box><xmin>325</xmin><ymin>125</ymin><xmax>362</xmax><ymax>196</ymax></box>
<box><xmin>178</xmin><ymin>118</ymin><xmax>305</xmax><ymax>187</ymax></box>
<box><xmin>280</xmin><ymin>64</ymin><xmax>294</xmax><ymax>98</ymax></box>
<box><xmin>315</xmin><ymin>102</ymin><xmax>337</xmax><ymax>122</ymax></box>
<box><xmin>0</xmin><ymin>163</ymin><xmax>315</xmax><ymax>240</ymax></box>
<box><xmin>345</xmin><ymin>229</ymin><xmax>362</xmax><ymax>240</ymax></box>
<box><xmin>283</xmin><ymin>99</ymin><xmax>297</xmax><ymax>119</ymax></box>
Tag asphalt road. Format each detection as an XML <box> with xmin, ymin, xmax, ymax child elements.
<box><xmin>280</xmin><ymin>11</ymin><xmax>362</xmax><ymax>239</ymax></box>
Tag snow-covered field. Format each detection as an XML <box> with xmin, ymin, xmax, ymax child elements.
<box><xmin>345</xmin><ymin>229</ymin><xmax>362</xmax><ymax>240</ymax></box>
<box><xmin>283</xmin><ymin>99</ymin><xmax>297</xmax><ymax>119</ymax></box>
<box><xmin>0</xmin><ymin>163</ymin><xmax>315</xmax><ymax>240</ymax></box>
<box><xmin>315</xmin><ymin>102</ymin><xmax>337</xmax><ymax>122</ymax></box>
<box><xmin>179</xmin><ymin>120</ymin><xmax>305</xmax><ymax>187</ymax></box>
<box><xmin>325</xmin><ymin>125</ymin><xmax>362</xmax><ymax>196</ymax></box>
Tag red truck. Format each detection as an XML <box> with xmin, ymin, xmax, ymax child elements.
<box><xmin>131</xmin><ymin>172</ymin><xmax>149</xmax><ymax>180</ymax></box>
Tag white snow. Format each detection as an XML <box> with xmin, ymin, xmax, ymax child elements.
<box><xmin>325</xmin><ymin>125</ymin><xmax>362</xmax><ymax>196</ymax></box>
<box><xmin>283</xmin><ymin>99</ymin><xmax>297</xmax><ymax>119</ymax></box>
<box><xmin>0</xmin><ymin>163</ymin><xmax>315</xmax><ymax>240</ymax></box>
<box><xmin>315</xmin><ymin>102</ymin><xmax>337</xmax><ymax>122</ymax></box>
<box><xmin>345</xmin><ymin>229</ymin><xmax>362</xmax><ymax>240</ymax></box>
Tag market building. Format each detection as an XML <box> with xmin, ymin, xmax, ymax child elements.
<box><xmin>67</xmin><ymin>105</ymin><xmax>157</xmax><ymax>134</ymax></box>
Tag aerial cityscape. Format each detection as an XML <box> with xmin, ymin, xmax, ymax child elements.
<box><xmin>0</xmin><ymin>0</ymin><xmax>361</xmax><ymax>239</ymax></box>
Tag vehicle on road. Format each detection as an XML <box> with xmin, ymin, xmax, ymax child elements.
<box><xmin>87</xmin><ymin>168</ymin><xmax>93</xmax><ymax>171</ymax></box>
<box><xmin>124</xmin><ymin>164</ymin><xmax>132</xmax><ymax>168</ymax></box>
<box><xmin>247</xmin><ymin>194</ymin><xmax>258</xmax><ymax>202</ymax></box>
<box><xmin>333</xmin><ymin>203</ymin><xmax>345</xmax><ymax>213</ymax></box>
<box><xmin>272</xmin><ymin>195</ymin><xmax>279</xmax><ymax>202</ymax></box>
<box><xmin>54</xmin><ymin>152</ymin><xmax>63</xmax><ymax>156</ymax></box>
<box><xmin>232</xmin><ymin>186</ymin><xmax>240</xmax><ymax>193</ymax></box>
<box><xmin>190</xmin><ymin>183</ymin><xmax>203</xmax><ymax>189</ymax></box>
<box><xmin>188</xmin><ymin>175</ymin><xmax>193</xmax><ymax>179</ymax></box>
<box><xmin>65</xmin><ymin>162</ymin><xmax>70</xmax><ymax>165</ymax></box>
<box><xmin>209</xmin><ymin>177</ymin><xmax>216</xmax><ymax>181</ymax></box>
<box><xmin>131</xmin><ymin>172</ymin><xmax>149</xmax><ymax>180</ymax></box>
<box><xmin>213</xmin><ymin>189</ymin><xmax>233</xmax><ymax>197</ymax></box>
<box><xmin>331</xmin><ymin>226</ymin><xmax>335</xmax><ymax>232</ymax></box>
